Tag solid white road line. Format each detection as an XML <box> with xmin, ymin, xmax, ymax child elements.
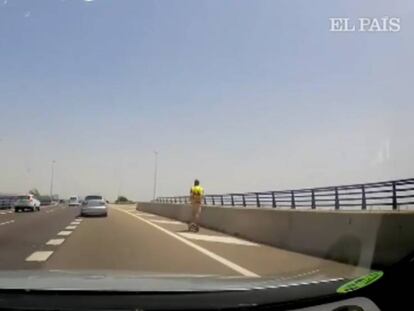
<box><xmin>46</xmin><ymin>239</ymin><xmax>65</xmax><ymax>246</ymax></box>
<box><xmin>114</xmin><ymin>207</ymin><xmax>259</xmax><ymax>278</ymax></box>
<box><xmin>151</xmin><ymin>220</ymin><xmax>184</xmax><ymax>225</ymax></box>
<box><xmin>0</xmin><ymin>220</ymin><xmax>15</xmax><ymax>226</ymax></box>
<box><xmin>134</xmin><ymin>213</ymin><xmax>149</xmax><ymax>217</ymax></box>
<box><xmin>26</xmin><ymin>251</ymin><xmax>54</xmax><ymax>262</ymax></box>
<box><xmin>71</xmin><ymin>222</ymin><xmax>81</xmax><ymax>225</ymax></box>
<box><xmin>137</xmin><ymin>213</ymin><xmax>159</xmax><ymax>218</ymax></box>
<box><xmin>66</xmin><ymin>225</ymin><xmax>77</xmax><ymax>230</ymax></box>
<box><xmin>178</xmin><ymin>233</ymin><xmax>259</xmax><ymax>246</ymax></box>
<box><xmin>57</xmin><ymin>231</ymin><xmax>72</xmax><ymax>236</ymax></box>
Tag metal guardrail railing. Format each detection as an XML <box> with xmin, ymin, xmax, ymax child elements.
<box><xmin>155</xmin><ymin>178</ymin><xmax>414</xmax><ymax>210</ymax></box>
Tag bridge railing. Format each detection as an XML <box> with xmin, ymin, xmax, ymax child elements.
<box><xmin>155</xmin><ymin>178</ymin><xmax>414</xmax><ymax>210</ymax></box>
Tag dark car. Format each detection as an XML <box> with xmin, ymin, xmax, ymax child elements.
<box><xmin>39</xmin><ymin>196</ymin><xmax>52</xmax><ymax>206</ymax></box>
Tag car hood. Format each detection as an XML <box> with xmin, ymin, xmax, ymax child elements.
<box><xmin>0</xmin><ymin>270</ymin><xmax>344</xmax><ymax>292</ymax></box>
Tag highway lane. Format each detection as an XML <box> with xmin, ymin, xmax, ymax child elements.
<box><xmin>0</xmin><ymin>204</ymin><xmax>80</xmax><ymax>269</ymax></box>
<box><xmin>0</xmin><ymin>204</ymin><xmax>369</xmax><ymax>279</ymax></box>
<box><xmin>43</xmin><ymin>205</ymin><xmax>237</xmax><ymax>276</ymax></box>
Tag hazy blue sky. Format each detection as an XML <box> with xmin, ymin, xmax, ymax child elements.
<box><xmin>0</xmin><ymin>0</ymin><xmax>413</xmax><ymax>200</ymax></box>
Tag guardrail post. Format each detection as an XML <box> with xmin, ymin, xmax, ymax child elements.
<box><xmin>256</xmin><ymin>193</ymin><xmax>260</xmax><ymax>207</ymax></box>
<box><xmin>221</xmin><ymin>195</ymin><xmax>224</xmax><ymax>206</ymax></box>
<box><xmin>203</xmin><ymin>196</ymin><xmax>207</xmax><ymax>205</ymax></box>
<box><xmin>230</xmin><ymin>194</ymin><xmax>234</xmax><ymax>206</ymax></box>
<box><xmin>242</xmin><ymin>194</ymin><xmax>246</xmax><ymax>207</ymax></box>
<box><xmin>212</xmin><ymin>196</ymin><xmax>215</xmax><ymax>205</ymax></box>
<box><xmin>272</xmin><ymin>192</ymin><xmax>276</xmax><ymax>208</ymax></box>
<box><xmin>291</xmin><ymin>191</ymin><xmax>296</xmax><ymax>209</ymax></box>
<box><xmin>392</xmin><ymin>181</ymin><xmax>397</xmax><ymax>210</ymax></box>
<box><xmin>334</xmin><ymin>187</ymin><xmax>340</xmax><ymax>210</ymax></box>
<box><xmin>311</xmin><ymin>189</ymin><xmax>316</xmax><ymax>209</ymax></box>
<box><xmin>361</xmin><ymin>185</ymin><xmax>366</xmax><ymax>210</ymax></box>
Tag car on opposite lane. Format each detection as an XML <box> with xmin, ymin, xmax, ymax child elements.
<box><xmin>80</xmin><ymin>199</ymin><xmax>108</xmax><ymax>217</ymax></box>
<box><xmin>14</xmin><ymin>194</ymin><xmax>41</xmax><ymax>212</ymax></box>
<box><xmin>0</xmin><ymin>195</ymin><xmax>17</xmax><ymax>210</ymax></box>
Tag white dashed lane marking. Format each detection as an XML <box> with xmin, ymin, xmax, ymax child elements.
<box><xmin>0</xmin><ymin>210</ymin><xmax>13</xmax><ymax>215</ymax></box>
<box><xmin>0</xmin><ymin>220</ymin><xmax>15</xmax><ymax>226</ymax></box>
<box><xmin>26</xmin><ymin>251</ymin><xmax>54</xmax><ymax>262</ymax></box>
<box><xmin>58</xmin><ymin>231</ymin><xmax>72</xmax><ymax>236</ymax></box>
<box><xmin>26</xmin><ymin>217</ymin><xmax>82</xmax><ymax>263</ymax></box>
<box><xmin>46</xmin><ymin>239</ymin><xmax>65</xmax><ymax>246</ymax></box>
<box><xmin>178</xmin><ymin>233</ymin><xmax>260</xmax><ymax>246</ymax></box>
<box><xmin>151</xmin><ymin>219</ymin><xmax>184</xmax><ymax>225</ymax></box>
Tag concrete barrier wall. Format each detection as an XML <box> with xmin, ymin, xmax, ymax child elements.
<box><xmin>136</xmin><ymin>202</ymin><xmax>414</xmax><ymax>268</ymax></box>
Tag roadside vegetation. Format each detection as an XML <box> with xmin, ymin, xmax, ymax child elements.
<box><xmin>114</xmin><ymin>196</ymin><xmax>135</xmax><ymax>204</ymax></box>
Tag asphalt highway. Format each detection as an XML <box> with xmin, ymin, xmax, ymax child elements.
<box><xmin>0</xmin><ymin>204</ymin><xmax>369</xmax><ymax>279</ymax></box>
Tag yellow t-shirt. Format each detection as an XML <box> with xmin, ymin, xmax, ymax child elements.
<box><xmin>190</xmin><ymin>186</ymin><xmax>204</xmax><ymax>202</ymax></box>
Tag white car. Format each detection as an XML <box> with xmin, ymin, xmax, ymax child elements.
<box><xmin>68</xmin><ymin>196</ymin><xmax>81</xmax><ymax>206</ymax></box>
<box><xmin>14</xmin><ymin>194</ymin><xmax>41</xmax><ymax>212</ymax></box>
<box><xmin>80</xmin><ymin>199</ymin><xmax>108</xmax><ymax>217</ymax></box>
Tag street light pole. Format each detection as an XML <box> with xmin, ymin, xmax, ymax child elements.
<box><xmin>50</xmin><ymin>160</ymin><xmax>55</xmax><ymax>199</ymax></box>
<box><xmin>152</xmin><ymin>151</ymin><xmax>158</xmax><ymax>200</ymax></box>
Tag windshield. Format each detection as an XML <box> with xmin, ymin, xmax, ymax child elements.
<box><xmin>0</xmin><ymin>0</ymin><xmax>413</xmax><ymax>306</ymax></box>
<box><xmin>84</xmin><ymin>196</ymin><xmax>102</xmax><ymax>201</ymax></box>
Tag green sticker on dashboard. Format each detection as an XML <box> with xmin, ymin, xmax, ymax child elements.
<box><xmin>337</xmin><ymin>271</ymin><xmax>384</xmax><ymax>294</ymax></box>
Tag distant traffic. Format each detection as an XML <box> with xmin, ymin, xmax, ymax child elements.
<box><xmin>0</xmin><ymin>193</ymin><xmax>108</xmax><ymax>217</ymax></box>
